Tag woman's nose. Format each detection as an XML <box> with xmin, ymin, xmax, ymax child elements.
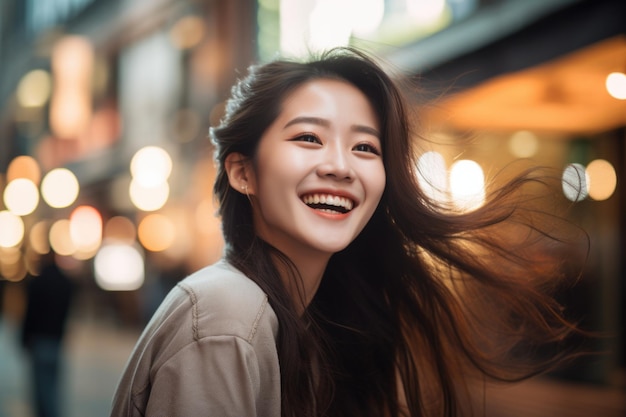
<box><xmin>316</xmin><ymin>146</ymin><xmax>355</xmax><ymax>181</ymax></box>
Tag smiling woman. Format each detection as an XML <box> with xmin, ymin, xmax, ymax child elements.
<box><xmin>223</xmin><ymin>78</ymin><xmax>385</xmax><ymax>305</ymax></box>
<box><xmin>110</xmin><ymin>48</ymin><xmax>588</xmax><ymax>417</ymax></box>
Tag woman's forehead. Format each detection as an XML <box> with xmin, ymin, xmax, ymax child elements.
<box><xmin>277</xmin><ymin>79</ymin><xmax>380</xmax><ymax>127</ymax></box>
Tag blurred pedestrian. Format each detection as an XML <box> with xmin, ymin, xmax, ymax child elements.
<box><xmin>21</xmin><ymin>251</ymin><xmax>75</xmax><ymax>417</ymax></box>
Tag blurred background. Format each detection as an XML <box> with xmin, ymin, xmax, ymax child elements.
<box><xmin>0</xmin><ymin>0</ymin><xmax>624</xmax><ymax>416</ymax></box>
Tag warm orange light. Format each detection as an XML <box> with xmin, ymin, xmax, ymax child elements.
<box><xmin>29</xmin><ymin>221</ymin><xmax>51</xmax><ymax>255</ymax></box>
<box><xmin>7</xmin><ymin>155</ymin><xmax>41</xmax><ymax>184</ymax></box>
<box><xmin>137</xmin><ymin>214</ymin><xmax>175</xmax><ymax>252</ymax></box>
<box><xmin>0</xmin><ymin>210</ymin><xmax>24</xmax><ymax>248</ymax></box>
<box><xmin>104</xmin><ymin>216</ymin><xmax>137</xmax><ymax>244</ymax></box>
<box><xmin>49</xmin><ymin>91</ymin><xmax>92</xmax><ymax>139</ymax></box>
<box><xmin>51</xmin><ymin>36</ymin><xmax>94</xmax><ymax>82</ymax></box>
<box><xmin>50</xmin><ymin>35</ymin><xmax>94</xmax><ymax>139</ymax></box>
<box><xmin>508</xmin><ymin>130</ymin><xmax>539</xmax><ymax>158</ymax></box>
<box><xmin>196</xmin><ymin>198</ymin><xmax>221</xmax><ymax>236</ymax></box>
<box><xmin>0</xmin><ymin>248</ymin><xmax>27</xmax><ymax>282</ymax></box>
<box><xmin>49</xmin><ymin>219</ymin><xmax>76</xmax><ymax>256</ymax></box>
<box><xmin>170</xmin><ymin>15</ymin><xmax>205</xmax><ymax>50</ymax></box>
<box><xmin>586</xmin><ymin>159</ymin><xmax>617</xmax><ymax>201</ymax></box>
<box><xmin>69</xmin><ymin>205</ymin><xmax>102</xmax><ymax>254</ymax></box>
<box><xmin>0</xmin><ymin>246</ymin><xmax>21</xmax><ymax>265</ymax></box>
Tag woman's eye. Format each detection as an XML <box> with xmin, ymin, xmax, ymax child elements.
<box><xmin>353</xmin><ymin>143</ymin><xmax>381</xmax><ymax>155</ymax></box>
<box><xmin>293</xmin><ymin>134</ymin><xmax>321</xmax><ymax>144</ymax></box>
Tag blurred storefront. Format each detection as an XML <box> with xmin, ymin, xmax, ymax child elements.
<box><xmin>0</xmin><ymin>0</ymin><xmax>624</xmax><ymax>409</ymax></box>
<box><xmin>398</xmin><ymin>0</ymin><xmax>626</xmax><ymax>389</ymax></box>
<box><xmin>0</xmin><ymin>0</ymin><xmax>257</xmax><ymax>323</ymax></box>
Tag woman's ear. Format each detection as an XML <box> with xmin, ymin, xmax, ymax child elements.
<box><xmin>224</xmin><ymin>152</ymin><xmax>255</xmax><ymax>195</ymax></box>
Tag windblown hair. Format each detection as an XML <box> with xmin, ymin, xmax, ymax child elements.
<box><xmin>210</xmin><ymin>48</ymin><xmax>586</xmax><ymax>417</ymax></box>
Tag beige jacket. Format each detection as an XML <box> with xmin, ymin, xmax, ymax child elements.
<box><xmin>110</xmin><ymin>260</ymin><xmax>281</xmax><ymax>417</ymax></box>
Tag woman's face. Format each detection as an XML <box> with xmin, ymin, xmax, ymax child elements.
<box><xmin>248</xmin><ymin>78</ymin><xmax>385</xmax><ymax>260</ymax></box>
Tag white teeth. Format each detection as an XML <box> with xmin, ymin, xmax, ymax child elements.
<box><xmin>302</xmin><ymin>193</ymin><xmax>354</xmax><ymax>211</ymax></box>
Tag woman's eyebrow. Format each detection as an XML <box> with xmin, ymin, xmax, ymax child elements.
<box><xmin>284</xmin><ymin>116</ymin><xmax>380</xmax><ymax>138</ymax></box>
<box><xmin>352</xmin><ymin>125</ymin><xmax>380</xmax><ymax>139</ymax></box>
<box><xmin>283</xmin><ymin>116</ymin><xmax>329</xmax><ymax>129</ymax></box>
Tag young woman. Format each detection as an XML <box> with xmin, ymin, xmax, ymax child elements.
<box><xmin>111</xmin><ymin>48</ymin><xmax>585</xmax><ymax>417</ymax></box>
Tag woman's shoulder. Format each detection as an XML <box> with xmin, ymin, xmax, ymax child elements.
<box><xmin>170</xmin><ymin>259</ymin><xmax>278</xmax><ymax>342</ymax></box>
<box><xmin>110</xmin><ymin>261</ymin><xmax>281</xmax><ymax>415</ymax></box>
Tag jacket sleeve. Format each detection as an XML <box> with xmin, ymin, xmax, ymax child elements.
<box><xmin>144</xmin><ymin>335</ymin><xmax>263</xmax><ymax>417</ymax></box>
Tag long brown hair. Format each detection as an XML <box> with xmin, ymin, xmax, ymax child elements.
<box><xmin>210</xmin><ymin>47</ymin><xmax>586</xmax><ymax>417</ymax></box>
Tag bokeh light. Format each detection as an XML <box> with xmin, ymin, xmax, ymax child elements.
<box><xmin>69</xmin><ymin>205</ymin><xmax>103</xmax><ymax>254</ymax></box>
<box><xmin>52</xmin><ymin>35</ymin><xmax>94</xmax><ymax>79</ymax></box>
<box><xmin>129</xmin><ymin>180</ymin><xmax>170</xmax><ymax>212</ymax></box>
<box><xmin>606</xmin><ymin>72</ymin><xmax>626</xmax><ymax>100</ymax></box>
<box><xmin>50</xmin><ymin>91</ymin><xmax>92</xmax><ymax>139</ymax></box>
<box><xmin>158</xmin><ymin>205</ymin><xmax>192</xmax><ymax>261</ymax></box>
<box><xmin>508</xmin><ymin>130</ymin><xmax>539</xmax><ymax>158</ymax></box>
<box><xmin>586</xmin><ymin>159</ymin><xmax>617</xmax><ymax>201</ymax></box>
<box><xmin>3</xmin><ymin>178</ymin><xmax>40</xmax><ymax>216</ymax></box>
<box><xmin>137</xmin><ymin>213</ymin><xmax>176</xmax><ymax>252</ymax></box>
<box><xmin>41</xmin><ymin>168</ymin><xmax>80</xmax><ymax>208</ymax></box>
<box><xmin>0</xmin><ymin>211</ymin><xmax>25</xmax><ymax>248</ymax></box>
<box><xmin>49</xmin><ymin>219</ymin><xmax>76</xmax><ymax>256</ymax></box>
<box><xmin>562</xmin><ymin>163</ymin><xmax>589</xmax><ymax>202</ymax></box>
<box><xmin>0</xmin><ymin>246</ymin><xmax>21</xmax><ymax>265</ymax></box>
<box><xmin>29</xmin><ymin>221</ymin><xmax>51</xmax><ymax>255</ymax></box>
<box><xmin>449</xmin><ymin>159</ymin><xmax>485</xmax><ymax>212</ymax></box>
<box><xmin>170</xmin><ymin>15</ymin><xmax>205</xmax><ymax>50</ymax></box>
<box><xmin>7</xmin><ymin>155</ymin><xmax>41</xmax><ymax>184</ymax></box>
<box><xmin>94</xmin><ymin>243</ymin><xmax>144</xmax><ymax>291</ymax></box>
<box><xmin>16</xmin><ymin>69</ymin><xmax>53</xmax><ymax>108</ymax></box>
<box><xmin>130</xmin><ymin>146</ymin><xmax>173</xmax><ymax>188</ymax></box>
<box><xmin>416</xmin><ymin>151</ymin><xmax>448</xmax><ymax>205</ymax></box>
<box><xmin>49</xmin><ymin>35</ymin><xmax>94</xmax><ymax>139</ymax></box>
<box><xmin>104</xmin><ymin>216</ymin><xmax>137</xmax><ymax>244</ymax></box>
<box><xmin>0</xmin><ymin>247</ymin><xmax>27</xmax><ymax>282</ymax></box>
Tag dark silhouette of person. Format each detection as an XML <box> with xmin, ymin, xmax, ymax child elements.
<box><xmin>20</xmin><ymin>251</ymin><xmax>75</xmax><ymax>417</ymax></box>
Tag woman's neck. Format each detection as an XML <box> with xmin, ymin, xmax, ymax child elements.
<box><xmin>273</xmin><ymin>249</ymin><xmax>330</xmax><ymax>314</ymax></box>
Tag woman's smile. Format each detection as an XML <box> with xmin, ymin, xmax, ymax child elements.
<box><xmin>301</xmin><ymin>192</ymin><xmax>356</xmax><ymax>214</ymax></box>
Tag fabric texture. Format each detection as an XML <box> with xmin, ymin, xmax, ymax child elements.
<box><xmin>110</xmin><ymin>259</ymin><xmax>281</xmax><ymax>417</ymax></box>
